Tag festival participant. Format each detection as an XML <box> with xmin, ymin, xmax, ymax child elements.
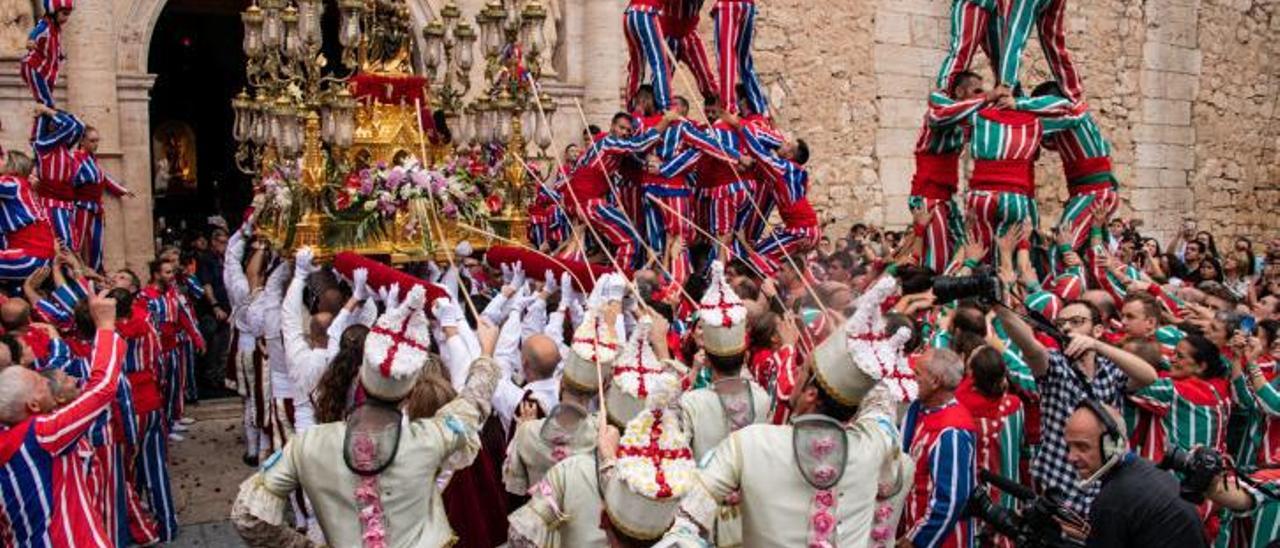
<box><xmin>19</xmin><ymin>0</ymin><xmax>72</xmax><ymax>108</ymax></box>
<box><xmin>955</xmin><ymin>346</ymin><xmax>1025</xmax><ymax>547</ymax></box>
<box><xmin>1239</xmin><ymin>322</ymin><xmax>1280</xmax><ymax>469</ymax></box>
<box><xmin>0</xmin><ymin>150</ymin><xmax>56</xmax><ymax>281</ymax></box>
<box><xmin>564</xmin><ymin>111</ymin><xmax>673</xmax><ymax>271</ymax></box>
<box><xmin>624</xmin><ymin>0</ymin><xmax>672</xmax><ymax>111</ymax></box>
<box><xmin>910</xmin><ymin>72</ymin><xmax>989</xmax><ymax>273</ymax></box>
<box><xmin>528</xmin><ymin>144</ymin><xmax>576</xmax><ymax>252</ymax></box>
<box><xmin>995</xmin><ymin>0</ymin><xmax>1085</xmax><ymax>103</ymax></box>
<box><xmin>711</xmin><ymin>0</ymin><xmax>767</xmax><ymax>115</ymax></box>
<box><xmin>139</xmin><ymin>258</ymin><xmax>205</xmax><ymax>437</ymax></box>
<box><xmin>223</xmin><ymin>220</ymin><xmax>272</xmax><ymax>464</ymax></box>
<box><xmin>231</xmin><ymin>285</ymin><xmax>502</xmax><ymax>547</ymax></box>
<box><xmin>661</xmin><ymin>0</ymin><xmax>716</xmax><ymax>101</ymax></box>
<box><xmin>691</xmin><ymin>100</ymin><xmax>757</xmax><ymax>264</ymax></box>
<box><xmin>964</xmin><ymin>93</ymin><xmax>1085</xmax><ymax>264</ymax></box>
<box><xmin>663</xmin><ymin>276</ymin><xmax>915</xmax><ymax>546</ymax></box>
<box><xmin>30</xmin><ymin>104</ymin><xmax>84</xmax><ymax>251</ymax></box>
<box><xmin>0</xmin><ymin>291</ymin><xmax>123</xmax><ymax>547</ymax></box>
<box><xmin>72</xmin><ymin>125</ymin><xmax>132</xmax><ymax>272</ymax></box>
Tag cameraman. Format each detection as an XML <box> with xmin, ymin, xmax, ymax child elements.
<box><xmin>995</xmin><ymin>300</ymin><xmax>1158</xmax><ymax>513</ymax></box>
<box><xmin>1064</xmin><ymin>403</ymin><xmax>1205</xmax><ymax>547</ymax></box>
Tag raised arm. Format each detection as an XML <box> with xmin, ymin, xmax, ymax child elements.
<box><xmin>994</xmin><ymin>304</ymin><xmax>1050</xmax><ymax>377</ymax></box>
<box><xmin>925</xmin><ymin>91</ymin><xmax>987</xmax><ymax>129</ymax></box>
<box><xmin>223</xmin><ymin>225</ymin><xmax>251</xmax><ymax>308</ymax></box>
<box><xmin>35</xmin><ymin>298</ymin><xmax>124</xmax><ymax>456</ymax></box>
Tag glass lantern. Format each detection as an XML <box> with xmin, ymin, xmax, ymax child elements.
<box><xmin>535</xmin><ymin>94</ymin><xmax>554</xmax><ymax>152</ymax></box>
<box><xmin>520</xmin><ymin>2</ymin><xmax>545</xmax><ymax>53</ymax></box>
<box><xmin>521</xmin><ymin>107</ymin><xmax>536</xmax><ymax>144</ymax></box>
<box><xmin>260</xmin><ymin>0</ymin><xmax>284</xmax><ymax>50</ymax></box>
<box><xmin>282</xmin><ymin>5</ymin><xmax>302</xmax><ymax>60</ymax></box>
<box><xmin>338</xmin><ymin>0</ymin><xmax>364</xmax><ymax>49</ymax></box>
<box><xmin>455</xmin><ymin>22</ymin><xmax>476</xmax><ymax>71</ymax></box>
<box><xmin>297</xmin><ymin>0</ymin><xmax>322</xmax><ymax>46</ymax></box>
<box><xmin>440</xmin><ymin>1</ymin><xmax>460</xmax><ymax>37</ymax></box>
<box><xmin>334</xmin><ymin>90</ymin><xmax>357</xmax><ymax>148</ymax></box>
<box><xmin>241</xmin><ymin>5</ymin><xmax>264</xmax><ymax>58</ymax></box>
<box><xmin>232</xmin><ymin>90</ymin><xmax>252</xmax><ymax>142</ymax></box>
<box><xmin>423</xmin><ymin>20</ymin><xmax>444</xmax><ymax>73</ymax></box>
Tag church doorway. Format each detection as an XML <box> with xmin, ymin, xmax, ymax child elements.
<box><xmin>147</xmin><ymin>0</ymin><xmax>251</xmax><ymax>245</ymax></box>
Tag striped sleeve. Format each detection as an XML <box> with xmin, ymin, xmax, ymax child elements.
<box><xmin>657</xmin><ymin>147</ymin><xmax>702</xmax><ymax>179</ymax></box>
<box><xmin>104</xmin><ymin>173</ymin><xmax>129</xmax><ymax>197</ymax></box>
<box><xmin>1252</xmin><ymin>378</ymin><xmax>1280</xmax><ymax>417</ymax></box>
<box><xmin>32</xmin><ymin>111</ymin><xmax>85</xmax><ymax>154</ymax></box>
<box><xmin>183</xmin><ymin>275</ymin><xmax>205</xmax><ymax>300</ymax></box>
<box><xmin>1130</xmin><ymin>377</ymin><xmax>1175</xmax><ymax>414</ymax></box>
<box><xmin>35</xmin><ymin>329</ymin><xmax>124</xmax><ymax>456</ymax></box>
<box><xmin>926</xmin><ymin>92</ymin><xmax>986</xmax><ymax>128</ymax></box>
<box><xmin>34</xmin><ymin>298</ymin><xmax>70</xmax><ymax>325</ymax></box>
<box><xmin>1235</xmin><ymin>374</ymin><xmax>1259</xmax><ymax>413</ymax></box>
<box><xmin>909</xmin><ymin>428</ymin><xmax>976</xmax><ymax>548</ymax></box>
<box><xmin>51</xmin><ymin>277</ymin><xmax>89</xmax><ymax>310</ymax></box>
<box><xmin>0</xmin><ymin>177</ymin><xmax>20</xmax><ymax>199</ymax></box>
<box><xmin>673</xmin><ymin>121</ymin><xmax>740</xmax><ymax>163</ymax></box>
<box><xmin>742</xmin><ymin>130</ymin><xmax>807</xmax><ymax>203</ymax></box>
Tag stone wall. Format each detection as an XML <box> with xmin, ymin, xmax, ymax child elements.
<box><xmin>741</xmin><ymin>0</ymin><xmax>1279</xmax><ymax>243</ymax></box>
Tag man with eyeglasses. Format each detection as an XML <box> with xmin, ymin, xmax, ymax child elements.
<box><xmin>995</xmin><ymin>299</ymin><xmax>1157</xmax><ymax>517</ymax></box>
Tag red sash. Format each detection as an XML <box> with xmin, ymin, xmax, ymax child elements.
<box><xmin>911</xmin><ymin>152</ymin><xmax>961</xmax><ymax>199</ymax></box>
<box><xmin>127</xmin><ymin>372</ymin><xmax>164</xmax><ymax>415</ymax></box>
<box><xmin>6</xmin><ymin>221</ymin><xmax>55</xmax><ymax>259</ymax></box>
<box><xmin>1064</xmin><ymin>156</ymin><xmax>1117</xmax><ymax>193</ymax></box>
<box><xmin>971</xmin><ymin>159</ymin><xmax>1035</xmax><ymax>196</ymax></box>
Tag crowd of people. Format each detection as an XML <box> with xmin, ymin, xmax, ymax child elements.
<box><xmin>0</xmin><ymin>0</ymin><xmax>1279</xmax><ymax>547</ymax></box>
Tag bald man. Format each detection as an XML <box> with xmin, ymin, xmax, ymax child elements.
<box><xmin>1065</xmin><ymin>403</ymin><xmax>1205</xmax><ymax>548</ymax></box>
<box><xmin>0</xmin><ymin>298</ymin><xmax>31</xmax><ymax>333</ymax></box>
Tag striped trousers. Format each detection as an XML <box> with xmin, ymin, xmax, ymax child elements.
<box><xmin>1001</xmin><ymin>0</ymin><xmax>1085</xmax><ymax>102</ymax></box>
<box><xmin>667</xmin><ymin>31</ymin><xmax>718</xmax><ymax>100</ymax></box>
<box><xmin>117</xmin><ymin>441</ymin><xmax>161</xmax><ymax>546</ymax></box>
<box><xmin>751</xmin><ymin>225</ymin><xmax>820</xmax><ymax>275</ymax></box>
<box><xmin>73</xmin><ymin>203</ymin><xmax>105</xmax><ymax>272</ymax></box>
<box><xmin>136</xmin><ymin>410</ymin><xmax>177</xmax><ymax>541</ymax></box>
<box><xmin>87</xmin><ymin>435</ymin><xmax>119</xmax><ymax>548</ymax></box>
<box><xmin>936</xmin><ymin>0</ymin><xmax>999</xmax><ymax>92</ymax></box>
<box><xmin>236</xmin><ymin>346</ymin><xmax>270</xmax><ymax>459</ymax></box>
<box><xmin>0</xmin><ymin>248</ymin><xmax>50</xmax><ymax>281</ymax></box>
<box><xmin>528</xmin><ymin>213</ymin><xmax>569</xmax><ymax>252</ymax></box>
<box><xmin>1057</xmin><ymin>186</ymin><xmax>1117</xmax><ymax>253</ymax></box>
<box><xmin>643</xmin><ymin>190</ymin><xmax>693</xmax><ymax>285</ymax></box>
<box><xmin>624</xmin><ymin>7</ymin><xmax>673</xmax><ymax>111</ymax></box>
<box><xmin>583</xmin><ymin>199</ymin><xmax>646</xmax><ymax>272</ymax></box>
<box><xmin>699</xmin><ymin>182</ymin><xmax>750</xmax><ymax>239</ymax></box>
<box><xmin>19</xmin><ymin>59</ymin><xmax>56</xmax><ymax>108</ymax></box>
<box><xmin>713</xmin><ymin>0</ymin><xmax>767</xmax><ymax>115</ymax></box>
<box><xmin>40</xmin><ymin>199</ymin><xmax>78</xmax><ymax>251</ymax></box>
<box><xmin>741</xmin><ymin>183</ymin><xmax>774</xmax><ymax>244</ymax></box>
<box><xmin>909</xmin><ymin>195</ymin><xmax>965</xmax><ymax>274</ymax></box>
<box><xmin>966</xmin><ymin>190</ymin><xmax>1039</xmax><ymax>267</ymax></box>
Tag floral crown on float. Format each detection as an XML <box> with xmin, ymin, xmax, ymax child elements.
<box><xmin>603</xmin><ymin>384</ymin><xmax>693</xmax><ymax>540</ymax></box>
<box><xmin>361</xmin><ymin>285</ymin><xmax>432</xmax><ymax>401</ymax></box>
<box><xmin>812</xmin><ymin>276</ymin><xmax>917</xmax><ymax>405</ymax></box>
<box><xmin>699</xmin><ymin>261</ymin><xmax>748</xmax><ymax>357</ymax></box>
<box><xmin>606</xmin><ymin>316</ymin><xmax>681</xmax><ymax>427</ymax></box>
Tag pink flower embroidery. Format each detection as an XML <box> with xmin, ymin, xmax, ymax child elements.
<box><xmin>807</xmin><ymin>542</ymin><xmax>833</xmax><ymax>548</ymax></box>
<box><xmin>814</xmin><ymin>489</ymin><xmax>835</xmax><ymax>508</ymax></box>
<box><xmin>809</xmin><ymin>436</ymin><xmax>837</xmax><ymax>459</ymax></box>
<box><xmin>877</xmin><ymin>481</ymin><xmax>895</xmax><ymax>499</ymax></box>
<box><xmin>875</xmin><ymin>503</ymin><xmax>894</xmax><ymax>521</ymax></box>
<box><xmin>813</xmin><ymin>464</ymin><xmax>837</xmax><ymax>485</ymax></box>
<box><xmin>724</xmin><ymin>490</ymin><xmax>742</xmax><ymax>505</ymax></box>
<box><xmin>871</xmin><ymin>525</ymin><xmax>891</xmax><ymax>541</ymax></box>
<box><xmin>352</xmin><ymin>434</ymin><xmax>388</xmax><ymax>548</ymax></box>
<box><xmin>811</xmin><ymin>511</ymin><xmax>836</xmax><ymax>538</ymax></box>
<box><xmin>550</xmin><ymin>446</ymin><xmax>569</xmax><ymax>462</ymax></box>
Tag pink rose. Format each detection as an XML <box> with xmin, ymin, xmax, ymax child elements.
<box><xmin>813</xmin><ymin>489</ymin><xmax>835</xmax><ymax>508</ymax></box>
<box><xmin>807</xmin><ymin>542</ymin><xmax>833</xmax><ymax>548</ymax></box>
<box><xmin>551</xmin><ymin>446</ymin><xmax>569</xmax><ymax>462</ymax></box>
<box><xmin>724</xmin><ymin>490</ymin><xmax>742</xmax><ymax>505</ymax></box>
<box><xmin>875</xmin><ymin>503</ymin><xmax>894</xmax><ymax>521</ymax></box>
<box><xmin>871</xmin><ymin>525</ymin><xmax>891</xmax><ymax>541</ymax></box>
<box><xmin>813</xmin><ymin>464</ymin><xmax>837</xmax><ymax>485</ymax></box>
<box><xmin>877</xmin><ymin>482</ymin><xmax>895</xmax><ymax>498</ymax></box>
<box><xmin>811</xmin><ymin>510</ymin><xmax>836</xmax><ymax>538</ymax></box>
<box><xmin>810</xmin><ymin>437</ymin><xmax>837</xmax><ymax>459</ymax></box>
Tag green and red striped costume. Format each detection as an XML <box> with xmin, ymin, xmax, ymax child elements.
<box><xmin>1243</xmin><ymin>361</ymin><xmax>1280</xmax><ymax>469</ymax></box>
<box><xmin>964</xmin><ymin>97</ymin><xmax>1084</xmax><ymax>265</ymax></box>
<box><xmin>1046</xmin><ymin>106</ymin><xmax>1119</xmax><ymax>252</ymax></box>
<box><xmin>1127</xmin><ymin>373</ymin><xmax>1230</xmax><ymax>464</ymax></box>
<box><xmin>996</xmin><ymin>0</ymin><xmax>1085</xmax><ymax>102</ymax></box>
<box><xmin>1231</xmin><ymin>469</ymin><xmax>1280</xmax><ymax>547</ymax></box>
<box><xmin>956</xmin><ymin>377</ymin><xmax>1026</xmax><ymax>516</ymax></box>
<box><xmin>910</xmin><ymin>91</ymin><xmax>987</xmax><ymax>273</ymax></box>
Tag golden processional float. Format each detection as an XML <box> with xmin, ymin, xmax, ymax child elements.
<box><xmin>231</xmin><ymin>0</ymin><xmax>560</xmax><ymax>263</ymax></box>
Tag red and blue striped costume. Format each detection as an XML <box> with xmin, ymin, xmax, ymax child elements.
<box><xmin>997</xmin><ymin>0</ymin><xmax>1085</xmax><ymax>103</ymax></box>
<box><xmin>964</xmin><ymin>97</ymin><xmax>1084</xmax><ymax>265</ymax></box>
<box><xmin>661</xmin><ymin>0</ymin><xmax>717</xmax><ymax>100</ymax></box>
<box><xmin>900</xmin><ymin>398</ymin><xmax>978</xmax><ymax>548</ymax></box>
<box><xmin>693</xmin><ymin>120</ymin><xmax>754</xmax><ymax>248</ymax></box>
<box><xmin>625</xmin><ymin>0</ymin><xmax>673</xmax><ymax>111</ymax></box>
<box><xmin>72</xmin><ymin>152</ymin><xmax>128</xmax><ymax>273</ymax></box>
<box><xmin>564</xmin><ymin>129</ymin><xmax>661</xmax><ymax>271</ymax></box>
<box><xmin>646</xmin><ymin>119</ymin><xmax>740</xmax><ymax>282</ymax></box>
<box><xmin>139</xmin><ymin>282</ymin><xmax>204</xmax><ymax>432</ymax></box>
<box><xmin>936</xmin><ymin>0</ymin><xmax>1000</xmax><ymax>93</ymax></box>
<box><xmin>117</xmin><ymin>307</ymin><xmax>173</xmax><ymax>542</ymax></box>
<box><xmin>739</xmin><ymin>127</ymin><xmax>818</xmax><ymax>275</ymax></box>
<box><xmin>911</xmin><ymin>91</ymin><xmax>987</xmax><ymax>273</ymax></box>
<box><xmin>32</xmin><ymin>110</ymin><xmax>85</xmax><ymax>251</ymax></box>
<box><xmin>0</xmin><ymin>328</ymin><xmax>123</xmax><ymax>547</ymax></box>
<box><xmin>737</xmin><ymin>114</ymin><xmax>785</xmax><ymax>243</ymax></box>
<box><xmin>528</xmin><ymin>165</ymin><xmax>572</xmax><ymax>252</ymax></box>
<box><xmin>0</xmin><ymin>172</ymin><xmax>55</xmax><ymax>281</ymax></box>
<box><xmin>1043</xmin><ymin>104</ymin><xmax>1118</xmax><ymax>253</ymax></box>
<box><xmin>19</xmin><ymin>12</ymin><xmax>64</xmax><ymax>108</ymax></box>
<box><xmin>711</xmin><ymin>0</ymin><xmax>767</xmax><ymax>115</ymax></box>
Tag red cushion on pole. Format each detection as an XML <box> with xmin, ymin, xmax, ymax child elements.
<box><xmin>483</xmin><ymin>245</ymin><xmax>612</xmax><ymax>294</ymax></box>
<box><xmin>331</xmin><ymin>252</ymin><xmax>448</xmax><ymax>305</ymax></box>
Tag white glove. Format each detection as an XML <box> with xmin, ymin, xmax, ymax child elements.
<box><xmin>426</xmin><ymin>260</ymin><xmax>443</xmax><ymax>283</ymax></box>
<box><xmin>510</xmin><ymin>282</ymin><xmax>537</xmax><ymax>314</ymax></box>
<box><xmin>294</xmin><ymin>246</ymin><xmax>318</xmax><ymax>277</ymax></box>
<box><xmin>600</xmin><ymin>273</ymin><xmax>628</xmax><ymax>304</ymax></box>
<box><xmin>433</xmin><ymin>298</ymin><xmax>465</xmax><ymax>329</ymax></box>
<box><xmin>500</xmin><ymin>263</ymin><xmax>513</xmax><ymax>284</ymax></box>
<box><xmin>379</xmin><ymin>282</ymin><xmax>402</xmax><ymax>310</ymax></box>
<box><xmin>442</xmin><ymin>266</ymin><xmax>460</xmax><ymax>301</ymax></box>
<box><xmin>510</xmin><ymin>261</ymin><xmax>527</xmax><ymax>290</ymax></box>
<box><xmin>542</xmin><ymin>270</ymin><xmax>558</xmax><ymax>298</ymax></box>
<box><xmin>558</xmin><ymin>271</ymin><xmax>575</xmax><ymax>311</ymax></box>
<box><xmin>352</xmin><ymin>268</ymin><xmax>370</xmax><ymax>301</ymax></box>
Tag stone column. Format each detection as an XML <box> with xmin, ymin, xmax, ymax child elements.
<box><xmin>580</xmin><ymin>0</ymin><xmax>624</xmax><ymax>126</ymax></box>
<box><xmin>115</xmin><ymin>73</ymin><xmax>157</xmax><ymax>271</ymax></box>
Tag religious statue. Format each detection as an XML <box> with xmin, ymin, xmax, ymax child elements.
<box><xmin>152</xmin><ymin>120</ymin><xmax>197</xmax><ymax>193</ymax></box>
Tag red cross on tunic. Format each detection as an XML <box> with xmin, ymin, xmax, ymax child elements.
<box><xmin>370</xmin><ymin>312</ymin><xmax>429</xmax><ymax>377</ymax></box>
<box><xmin>612</xmin><ymin>343</ymin><xmax>664</xmax><ymax>398</ymax></box>
<box><xmin>616</xmin><ymin>409</ymin><xmax>693</xmax><ymax>498</ymax></box>
<box><xmin>572</xmin><ymin>317</ymin><xmax>618</xmax><ymax>361</ymax></box>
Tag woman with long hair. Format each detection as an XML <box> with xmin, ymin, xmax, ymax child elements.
<box><xmin>310</xmin><ymin>324</ymin><xmax>369</xmax><ymax>423</ymax></box>
<box><xmin>1223</xmin><ymin>250</ymin><xmax>1254</xmax><ymax>301</ymax></box>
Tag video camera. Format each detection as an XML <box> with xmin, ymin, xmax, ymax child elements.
<box><xmin>1159</xmin><ymin>445</ymin><xmax>1226</xmax><ymax>505</ymax></box>
<box><xmin>932</xmin><ymin>271</ymin><xmax>1003</xmax><ymax>306</ymax></box>
<box><xmin>964</xmin><ymin>469</ymin><xmax>1085</xmax><ymax>548</ymax></box>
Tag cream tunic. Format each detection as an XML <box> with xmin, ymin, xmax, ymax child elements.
<box><xmin>507</xmin><ymin>452</ymin><xmax>608</xmax><ymax>548</ymax></box>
